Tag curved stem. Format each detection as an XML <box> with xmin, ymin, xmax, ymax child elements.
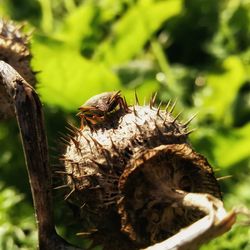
<box><xmin>0</xmin><ymin>61</ymin><xmax>82</xmax><ymax>250</ymax></box>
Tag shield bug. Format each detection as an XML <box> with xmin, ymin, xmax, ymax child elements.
<box><xmin>77</xmin><ymin>90</ymin><xmax>129</xmax><ymax>129</ymax></box>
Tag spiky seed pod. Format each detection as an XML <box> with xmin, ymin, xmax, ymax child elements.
<box><xmin>60</xmin><ymin>102</ymin><xmax>221</xmax><ymax>250</ymax></box>
<box><xmin>0</xmin><ymin>19</ymin><xmax>35</xmax><ymax>120</ymax></box>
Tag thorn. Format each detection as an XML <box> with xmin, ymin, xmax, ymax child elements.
<box><xmin>51</xmin><ymin>163</ymin><xmax>62</xmax><ymax>167</ymax></box>
<box><xmin>80</xmin><ymin>203</ymin><xmax>86</xmax><ymax>209</ymax></box>
<box><xmin>183</xmin><ymin>112</ymin><xmax>198</xmax><ymax>127</ymax></box>
<box><xmin>110</xmin><ymin>137</ymin><xmax>120</xmax><ymax>155</ymax></box>
<box><xmin>58</xmin><ymin>156</ymin><xmax>67</xmax><ymax>161</ymax></box>
<box><xmin>134</xmin><ymin>89</ymin><xmax>140</xmax><ymax>105</ymax></box>
<box><xmin>71</xmin><ymin>137</ymin><xmax>80</xmax><ymax>150</ymax></box>
<box><xmin>59</xmin><ymin>157</ymin><xmax>73</xmax><ymax>163</ymax></box>
<box><xmin>66</xmin><ymin>133</ymin><xmax>73</xmax><ymax>140</ymax></box>
<box><xmin>65</xmin><ymin>126</ymin><xmax>76</xmax><ymax>136</ymax></box>
<box><xmin>77</xmin><ymin>228</ymin><xmax>98</xmax><ymax>236</ymax></box>
<box><xmin>184</xmin><ymin>128</ymin><xmax>197</xmax><ymax>135</ymax></box>
<box><xmin>162</xmin><ymin>113</ymin><xmax>169</xmax><ymax>126</ymax></box>
<box><xmin>214</xmin><ymin>168</ymin><xmax>221</xmax><ymax>172</ymax></box>
<box><xmin>74</xmin><ymin>173</ymin><xmax>93</xmax><ymax>179</ymax></box>
<box><xmin>49</xmin><ymin>146</ymin><xmax>58</xmax><ymax>152</ymax></box>
<box><xmin>124</xmin><ymin>147</ymin><xmax>133</xmax><ymax>158</ymax></box>
<box><xmin>76</xmin><ymin>232</ymin><xmax>92</xmax><ymax>236</ymax></box>
<box><xmin>172</xmin><ymin>110</ymin><xmax>183</xmax><ymax>123</ymax></box>
<box><xmin>82</xmin><ymin>134</ymin><xmax>90</xmax><ymax>143</ymax></box>
<box><xmin>59</xmin><ymin>131</ymin><xmax>72</xmax><ymax>141</ymax></box>
<box><xmin>134</xmin><ymin>121</ymin><xmax>143</xmax><ymax>133</ymax></box>
<box><xmin>89</xmin><ymin>136</ymin><xmax>103</xmax><ymax>148</ymax></box>
<box><xmin>89</xmin><ymin>185</ymin><xmax>102</xmax><ymax>190</ymax></box>
<box><xmin>64</xmin><ymin>188</ymin><xmax>75</xmax><ymax>200</ymax></box>
<box><xmin>103</xmin><ymin>150</ymin><xmax>112</xmax><ymax>163</ymax></box>
<box><xmin>82</xmin><ymin>134</ymin><xmax>93</xmax><ymax>152</ymax></box>
<box><xmin>26</xmin><ymin>28</ymin><xmax>35</xmax><ymax>38</ymax></box>
<box><xmin>152</xmin><ymin>92</ymin><xmax>158</xmax><ymax>105</ymax></box>
<box><xmin>67</xmin><ymin>121</ymin><xmax>80</xmax><ymax>132</ymax></box>
<box><xmin>144</xmin><ymin>120</ymin><xmax>149</xmax><ymax>126</ymax></box>
<box><xmin>169</xmin><ymin>98</ymin><xmax>177</xmax><ymax>114</ymax></box>
<box><xmin>128</xmin><ymin>140</ymin><xmax>135</xmax><ymax>151</ymax></box>
<box><xmin>54</xmin><ymin>171</ymin><xmax>71</xmax><ymax>175</ymax></box>
<box><xmin>155</xmin><ymin>122</ymin><xmax>163</xmax><ymax>135</ymax></box>
<box><xmin>54</xmin><ymin>184</ymin><xmax>68</xmax><ymax>190</ymax></box>
<box><xmin>149</xmin><ymin>100</ymin><xmax>153</xmax><ymax>109</ymax></box>
<box><xmin>217</xmin><ymin>175</ymin><xmax>232</xmax><ymax>181</ymax></box>
<box><xmin>59</xmin><ymin>136</ymin><xmax>70</xmax><ymax>146</ymax></box>
<box><xmin>165</xmin><ymin>99</ymin><xmax>171</xmax><ymax>113</ymax></box>
<box><xmin>150</xmin><ymin>92</ymin><xmax>158</xmax><ymax>108</ymax></box>
<box><xmin>156</xmin><ymin>100</ymin><xmax>163</xmax><ymax>117</ymax></box>
<box><xmin>89</xmin><ymin>159</ymin><xmax>105</xmax><ymax>168</ymax></box>
<box><xmin>133</xmin><ymin>138</ymin><xmax>143</xmax><ymax>146</ymax></box>
<box><xmin>132</xmin><ymin>105</ymin><xmax>139</xmax><ymax>117</ymax></box>
<box><xmin>16</xmin><ymin>23</ymin><xmax>25</xmax><ymax>30</ymax></box>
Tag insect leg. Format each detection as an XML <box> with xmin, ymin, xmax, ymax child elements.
<box><xmin>118</xmin><ymin>96</ymin><xmax>130</xmax><ymax>113</ymax></box>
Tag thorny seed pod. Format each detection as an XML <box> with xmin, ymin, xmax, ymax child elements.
<box><xmin>0</xmin><ymin>19</ymin><xmax>35</xmax><ymax>120</ymax></box>
<box><xmin>59</xmin><ymin>93</ymin><xmax>221</xmax><ymax>250</ymax></box>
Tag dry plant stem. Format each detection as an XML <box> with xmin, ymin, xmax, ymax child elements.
<box><xmin>145</xmin><ymin>193</ymin><xmax>237</xmax><ymax>250</ymax></box>
<box><xmin>0</xmin><ymin>61</ymin><xmax>82</xmax><ymax>250</ymax></box>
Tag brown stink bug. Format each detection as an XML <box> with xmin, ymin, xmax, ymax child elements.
<box><xmin>77</xmin><ymin>90</ymin><xmax>129</xmax><ymax>129</ymax></box>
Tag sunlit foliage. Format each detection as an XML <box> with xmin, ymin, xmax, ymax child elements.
<box><xmin>0</xmin><ymin>0</ymin><xmax>250</xmax><ymax>249</ymax></box>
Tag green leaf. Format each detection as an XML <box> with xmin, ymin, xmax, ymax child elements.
<box><xmin>201</xmin><ymin>225</ymin><xmax>250</xmax><ymax>250</ymax></box>
<box><xmin>55</xmin><ymin>3</ymin><xmax>96</xmax><ymax>48</ymax></box>
<box><xmin>213</xmin><ymin>123</ymin><xmax>250</xmax><ymax>168</ymax></box>
<box><xmin>32</xmin><ymin>36</ymin><xmax>158</xmax><ymax>110</ymax></box>
<box><xmin>32</xmin><ymin>36</ymin><xmax>121</xmax><ymax>110</ymax></box>
<box><xmin>0</xmin><ymin>184</ymin><xmax>37</xmax><ymax>249</ymax></box>
<box><xmin>194</xmin><ymin>56</ymin><xmax>246</xmax><ymax>123</ymax></box>
<box><xmin>94</xmin><ymin>0</ymin><xmax>183</xmax><ymax>64</ymax></box>
<box><xmin>190</xmin><ymin>123</ymin><xmax>250</xmax><ymax>168</ymax></box>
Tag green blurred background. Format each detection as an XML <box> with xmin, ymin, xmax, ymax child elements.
<box><xmin>0</xmin><ymin>0</ymin><xmax>250</xmax><ymax>249</ymax></box>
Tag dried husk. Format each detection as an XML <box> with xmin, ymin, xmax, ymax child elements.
<box><xmin>60</xmin><ymin>104</ymin><xmax>221</xmax><ymax>250</ymax></box>
<box><xmin>0</xmin><ymin>19</ymin><xmax>35</xmax><ymax>120</ymax></box>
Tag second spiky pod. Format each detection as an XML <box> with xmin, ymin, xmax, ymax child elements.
<box><xmin>0</xmin><ymin>19</ymin><xmax>35</xmax><ymax>120</ymax></box>
<box><xmin>59</xmin><ymin>92</ymin><xmax>221</xmax><ymax>250</ymax></box>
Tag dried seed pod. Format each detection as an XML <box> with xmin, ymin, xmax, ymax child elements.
<box><xmin>60</xmin><ymin>100</ymin><xmax>221</xmax><ymax>250</ymax></box>
<box><xmin>0</xmin><ymin>19</ymin><xmax>35</xmax><ymax>120</ymax></box>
